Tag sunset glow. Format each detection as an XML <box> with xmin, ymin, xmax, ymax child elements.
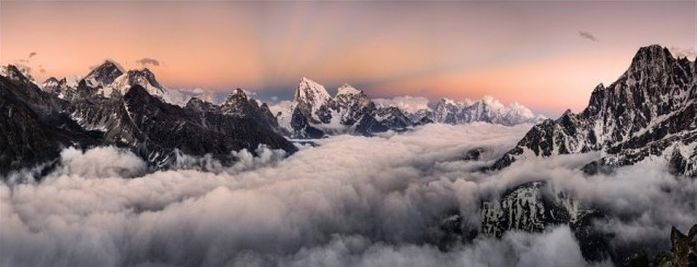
<box><xmin>1</xmin><ymin>1</ymin><xmax>694</xmax><ymax>115</ymax></box>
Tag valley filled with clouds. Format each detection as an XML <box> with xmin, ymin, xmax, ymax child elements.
<box><xmin>2</xmin><ymin>123</ymin><xmax>694</xmax><ymax>267</ymax></box>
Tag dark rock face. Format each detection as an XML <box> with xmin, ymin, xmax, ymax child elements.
<box><xmin>480</xmin><ymin>181</ymin><xmax>613</xmax><ymax>262</ymax></box>
<box><xmin>667</xmin><ymin>225</ymin><xmax>697</xmax><ymax>267</ymax></box>
<box><xmin>481</xmin><ymin>181</ymin><xmax>570</xmax><ymax>236</ymax></box>
<box><xmin>124</xmin><ymin>68</ymin><xmax>163</xmax><ymax>90</ymax></box>
<box><xmin>289</xmin><ymin>107</ymin><xmax>324</xmax><ymax>139</ymax></box>
<box><xmin>185</xmin><ymin>97</ymin><xmax>218</xmax><ymax>113</ymax></box>
<box><xmin>462</xmin><ymin>148</ymin><xmax>484</xmax><ymax>161</ymax></box>
<box><xmin>628</xmin><ymin>224</ymin><xmax>697</xmax><ymax>267</ymax></box>
<box><xmin>492</xmin><ymin>45</ymin><xmax>697</xmax><ymax>176</ymax></box>
<box><xmin>41</xmin><ymin>77</ymin><xmax>73</xmax><ymax>99</ymax></box>
<box><xmin>83</xmin><ymin>60</ymin><xmax>123</xmax><ymax>87</ymax></box>
<box><xmin>218</xmin><ymin>88</ymin><xmax>285</xmax><ymax>135</ymax></box>
<box><xmin>0</xmin><ymin>74</ymin><xmax>101</xmax><ymax>174</ymax></box>
<box><xmin>0</xmin><ymin>64</ymin><xmax>296</xmax><ymax>177</ymax></box>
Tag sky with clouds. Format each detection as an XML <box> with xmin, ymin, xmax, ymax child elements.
<box><xmin>1</xmin><ymin>1</ymin><xmax>695</xmax><ymax>116</ymax></box>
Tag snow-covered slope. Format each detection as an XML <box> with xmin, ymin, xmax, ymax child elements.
<box><xmin>373</xmin><ymin>96</ymin><xmax>431</xmax><ymax>114</ymax></box>
<box><xmin>50</xmin><ymin>60</ymin><xmax>189</xmax><ymax>106</ymax></box>
<box><xmin>294</xmin><ymin>77</ymin><xmax>332</xmax><ymax>123</ymax></box>
<box><xmin>105</xmin><ymin>68</ymin><xmax>188</xmax><ymax>106</ymax></box>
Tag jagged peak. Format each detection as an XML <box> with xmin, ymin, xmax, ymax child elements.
<box><xmin>85</xmin><ymin>60</ymin><xmax>125</xmax><ymax>86</ymax></box>
<box><xmin>126</xmin><ymin>68</ymin><xmax>155</xmax><ymax>77</ymax></box>
<box><xmin>223</xmin><ymin>88</ymin><xmax>249</xmax><ymax>104</ymax></box>
<box><xmin>630</xmin><ymin>45</ymin><xmax>673</xmax><ymax>67</ymax></box>
<box><xmin>43</xmin><ymin>77</ymin><xmax>60</xmax><ymax>84</ymax></box>
<box><xmin>41</xmin><ymin>77</ymin><xmax>61</xmax><ymax>90</ymax></box>
<box><xmin>294</xmin><ymin>76</ymin><xmax>330</xmax><ymax>104</ymax></box>
<box><xmin>232</xmin><ymin>88</ymin><xmax>246</xmax><ymax>96</ymax></box>
<box><xmin>123</xmin><ymin>68</ymin><xmax>163</xmax><ymax>89</ymax></box>
<box><xmin>1</xmin><ymin>64</ymin><xmax>32</xmax><ymax>83</ymax></box>
<box><xmin>592</xmin><ymin>83</ymin><xmax>605</xmax><ymax>92</ymax></box>
<box><xmin>185</xmin><ymin>96</ymin><xmax>218</xmax><ymax>110</ymax></box>
<box><xmin>186</xmin><ymin>96</ymin><xmax>205</xmax><ymax>104</ymax></box>
<box><xmin>635</xmin><ymin>44</ymin><xmax>669</xmax><ymax>55</ymax></box>
<box><xmin>89</xmin><ymin>60</ymin><xmax>124</xmax><ymax>74</ymax></box>
<box><xmin>337</xmin><ymin>83</ymin><xmax>362</xmax><ymax>96</ymax></box>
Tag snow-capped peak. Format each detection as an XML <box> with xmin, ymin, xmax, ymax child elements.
<box><xmin>231</xmin><ymin>88</ymin><xmax>247</xmax><ymax>98</ymax></box>
<box><xmin>1</xmin><ymin>65</ymin><xmax>34</xmax><ymax>83</ymax></box>
<box><xmin>41</xmin><ymin>77</ymin><xmax>61</xmax><ymax>89</ymax></box>
<box><xmin>223</xmin><ymin>88</ymin><xmax>249</xmax><ymax>105</ymax></box>
<box><xmin>294</xmin><ymin>77</ymin><xmax>331</xmax><ymax>108</ymax></box>
<box><xmin>84</xmin><ymin>60</ymin><xmax>124</xmax><ymax>87</ymax></box>
<box><xmin>337</xmin><ymin>83</ymin><xmax>362</xmax><ymax>96</ymax></box>
<box><xmin>104</xmin><ymin>68</ymin><xmax>188</xmax><ymax>106</ymax></box>
<box><xmin>295</xmin><ymin>77</ymin><xmax>331</xmax><ymax>114</ymax></box>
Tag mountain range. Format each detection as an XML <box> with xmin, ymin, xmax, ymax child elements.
<box><xmin>491</xmin><ymin>45</ymin><xmax>697</xmax><ymax>177</ymax></box>
<box><xmin>272</xmin><ymin>77</ymin><xmax>545</xmax><ymax>138</ymax></box>
<box><xmin>0</xmin><ymin>59</ymin><xmax>547</xmax><ymax>176</ymax></box>
<box><xmin>0</xmin><ymin>62</ymin><xmax>295</xmax><ymax>175</ymax></box>
<box><xmin>1</xmin><ymin>45</ymin><xmax>696</xmax><ymax>266</ymax></box>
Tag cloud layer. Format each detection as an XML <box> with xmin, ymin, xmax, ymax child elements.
<box><xmin>1</xmin><ymin>123</ymin><xmax>694</xmax><ymax>267</ymax></box>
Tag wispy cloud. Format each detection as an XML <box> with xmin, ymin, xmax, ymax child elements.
<box><xmin>670</xmin><ymin>46</ymin><xmax>696</xmax><ymax>59</ymax></box>
<box><xmin>136</xmin><ymin>57</ymin><xmax>160</xmax><ymax>67</ymax></box>
<box><xmin>578</xmin><ymin>31</ymin><xmax>597</xmax><ymax>42</ymax></box>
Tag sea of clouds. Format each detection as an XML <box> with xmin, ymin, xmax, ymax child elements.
<box><xmin>1</xmin><ymin>123</ymin><xmax>695</xmax><ymax>267</ymax></box>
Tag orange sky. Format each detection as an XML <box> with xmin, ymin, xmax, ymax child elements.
<box><xmin>1</xmin><ymin>1</ymin><xmax>695</xmax><ymax>115</ymax></box>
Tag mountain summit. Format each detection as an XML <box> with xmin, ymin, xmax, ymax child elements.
<box><xmin>84</xmin><ymin>60</ymin><xmax>124</xmax><ymax>87</ymax></box>
<box><xmin>492</xmin><ymin>44</ymin><xmax>697</xmax><ymax>176</ymax></box>
<box><xmin>277</xmin><ymin>78</ymin><xmax>413</xmax><ymax>138</ymax></box>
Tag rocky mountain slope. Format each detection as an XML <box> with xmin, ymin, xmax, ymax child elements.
<box><xmin>470</xmin><ymin>44</ymin><xmax>697</xmax><ymax>265</ymax></box>
<box><xmin>0</xmin><ymin>62</ymin><xmax>296</xmax><ymax>176</ymax></box>
<box><xmin>491</xmin><ymin>45</ymin><xmax>697</xmax><ymax>176</ymax></box>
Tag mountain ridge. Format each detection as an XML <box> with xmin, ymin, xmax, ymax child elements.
<box><xmin>490</xmin><ymin>45</ymin><xmax>697</xmax><ymax>176</ymax></box>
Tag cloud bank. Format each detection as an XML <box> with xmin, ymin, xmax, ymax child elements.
<box><xmin>1</xmin><ymin>123</ymin><xmax>693</xmax><ymax>267</ymax></box>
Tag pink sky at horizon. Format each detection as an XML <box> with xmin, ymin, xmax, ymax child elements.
<box><xmin>1</xmin><ymin>1</ymin><xmax>695</xmax><ymax>116</ymax></box>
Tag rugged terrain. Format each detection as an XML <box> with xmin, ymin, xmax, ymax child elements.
<box><xmin>0</xmin><ymin>62</ymin><xmax>296</xmax><ymax>175</ymax></box>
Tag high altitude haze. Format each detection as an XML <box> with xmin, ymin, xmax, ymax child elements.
<box><xmin>1</xmin><ymin>1</ymin><xmax>694</xmax><ymax>115</ymax></box>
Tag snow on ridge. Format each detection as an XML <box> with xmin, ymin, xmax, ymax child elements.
<box><xmin>374</xmin><ymin>96</ymin><xmax>431</xmax><ymax>113</ymax></box>
<box><xmin>336</xmin><ymin>83</ymin><xmax>362</xmax><ymax>96</ymax></box>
